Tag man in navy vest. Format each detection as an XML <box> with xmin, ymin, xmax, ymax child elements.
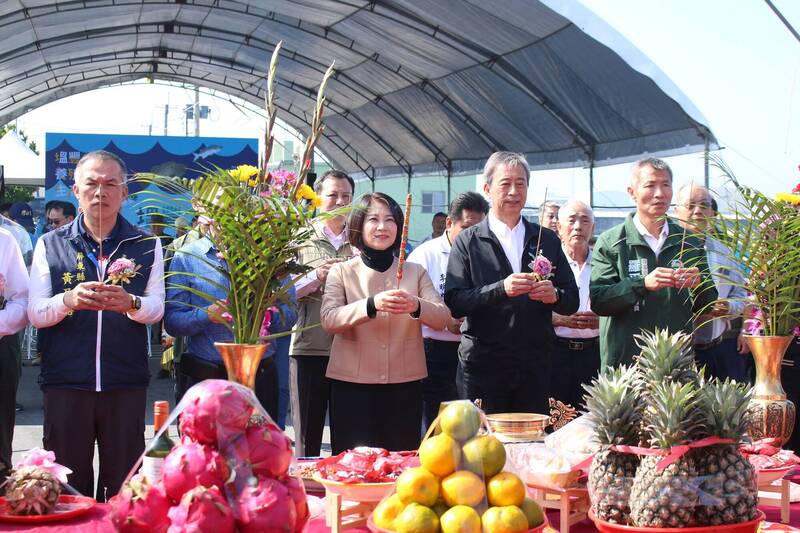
<box><xmin>28</xmin><ymin>150</ymin><xmax>165</xmax><ymax>501</ymax></box>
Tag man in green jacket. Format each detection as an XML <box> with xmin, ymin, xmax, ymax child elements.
<box><xmin>590</xmin><ymin>158</ymin><xmax>717</xmax><ymax>368</ymax></box>
<box><xmin>290</xmin><ymin>170</ymin><xmax>354</xmax><ymax>456</ymax></box>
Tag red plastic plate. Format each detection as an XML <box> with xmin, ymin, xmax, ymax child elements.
<box><xmin>0</xmin><ymin>494</ymin><xmax>96</xmax><ymax>523</ymax></box>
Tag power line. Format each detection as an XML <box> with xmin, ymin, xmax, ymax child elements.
<box><xmin>764</xmin><ymin>0</ymin><xmax>800</xmax><ymax>44</ymax></box>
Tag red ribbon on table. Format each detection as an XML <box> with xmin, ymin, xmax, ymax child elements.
<box><xmin>575</xmin><ymin>436</ymin><xmax>736</xmax><ymax>472</ymax></box>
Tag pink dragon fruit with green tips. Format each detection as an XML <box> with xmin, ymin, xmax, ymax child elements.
<box><xmin>282</xmin><ymin>475</ymin><xmax>309</xmax><ymax>532</ymax></box>
<box><xmin>162</xmin><ymin>442</ymin><xmax>229</xmax><ymax>503</ymax></box>
<box><xmin>111</xmin><ymin>475</ymin><xmax>171</xmax><ymax>533</ymax></box>
<box><xmin>167</xmin><ymin>485</ymin><xmax>235</xmax><ymax>533</ymax></box>
<box><xmin>178</xmin><ymin>380</ymin><xmax>252</xmax><ymax>444</ymax></box>
<box><xmin>224</xmin><ymin>422</ymin><xmax>292</xmax><ymax>479</ymax></box>
<box><xmin>235</xmin><ymin>477</ymin><xmax>297</xmax><ymax>533</ymax></box>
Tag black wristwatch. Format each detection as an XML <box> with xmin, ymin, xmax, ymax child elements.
<box><xmin>130</xmin><ymin>295</ymin><xmax>142</xmax><ymax>311</ymax></box>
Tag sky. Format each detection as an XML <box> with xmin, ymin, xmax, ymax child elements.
<box><xmin>8</xmin><ymin>0</ymin><xmax>800</xmax><ymax>211</ymax></box>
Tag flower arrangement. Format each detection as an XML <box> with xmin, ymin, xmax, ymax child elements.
<box><xmin>707</xmin><ymin>157</ymin><xmax>800</xmax><ymax>337</ymax></box>
<box><xmin>529</xmin><ymin>253</ymin><xmax>553</xmax><ymax>281</ymax></box>
<box><xmin>106</xmin><ymin>257</ymin><xmax>142</xmax><ymax>285</ymax></box>
<box><xmin>138</xmin><ymin>42</ymin><xmax>332</xmax><ymax>344</ymax></box>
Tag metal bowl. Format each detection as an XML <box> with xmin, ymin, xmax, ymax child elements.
<box><xmin>485</xmin><ymin>413</ymin><xmax>551</xmax><ymax>438</ymax></box>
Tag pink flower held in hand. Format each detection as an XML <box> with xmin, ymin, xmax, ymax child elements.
<box><xmin>107</xmin><ymin>257</ymin><xmax>134</xmax><ymax>275</ymax></box>
<box><xmin>529</xmin><ymin>253</ymin><xmax>553</xmax><ymax>281</ymax></box>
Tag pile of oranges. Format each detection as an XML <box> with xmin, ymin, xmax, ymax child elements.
<box><xmin>372</xmin><ymin>401</ymin><xmax>544</xmax><ymax>533</ymax></box>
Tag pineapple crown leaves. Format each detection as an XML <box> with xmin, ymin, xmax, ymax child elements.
<box><xmin>697</xmin><ymin>378</ymin><xmax>753</xmax><ymax>441</ymax></box>
<box><xmin>634</xmin><ymin>328</ymin><xmax>701</xmax><ymax>395</ymax></box>
<box><xmin>582</xmin><ymin>365</ymin><xmax>643</xmax><ymax>446</ymax></box>
<box><xmin>643</xmin><ymin>381</ymin><xmax>706</xmax><ymax>449</ymax></box>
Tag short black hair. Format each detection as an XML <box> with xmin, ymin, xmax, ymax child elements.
<box><xmin>314</xmin><ymin>169</ymin><xmax>354</xmax><ymax>195</ymax></box>
<box><xmin>711</xmin><ymin>197</ymin><xmax>719</xmax><ymax>214</ymax></box>
<box><xmin>449</xmin><ymin>191</ymin><xmax>489</xmax><ymax>221</ymax></box>
<box><xmin>46</xmin><ymin>200</ymin><xmax>76</xmax><ymax>218</ymax></box>
<box><xmin>348</xmin><ymin>192</ymin><xmax>403</xmax><ymax>251</ymax></box>
<box><xmin>432</xmin><ymin>212</ymin><xmax>447</xmax><ymax>219</ymax></box>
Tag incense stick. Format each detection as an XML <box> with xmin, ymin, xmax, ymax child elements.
<box><xmin>534</xmin><ymin>186</ymin><xmax>549</xmax><ymax>257</ymax></box>
<box><xmin>396</xmin><ymin>193</ymin><xmax>412</xmax><ymax>289</ymax></box>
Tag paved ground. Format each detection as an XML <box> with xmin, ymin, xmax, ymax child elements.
<box><xmin>12</xmin><ymin>348</ymin><xmax>331</xmax><ymax>478</ymax></box>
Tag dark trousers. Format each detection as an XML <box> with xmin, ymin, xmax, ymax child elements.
<box><xmin>176</xmin><ymin>353</ymin><xmax>279</xmax><ymax>423</ymax></box>
<box><xmin>329</xmin><ymin>379</ymin><xmax>422</xmax><ymax>455</ymax></box>
<box><xmin>0</xmin><ymin>336</ymin><xmax>19</xmax><ymax>485</ymax></box>
<box><xmin>695</xmin><ymin>337</ymin><xmax>749</xmax><ymax>382</ymax></box>
<box><xmin>551</xmin><ymin>338</ymin><xmax>601</xmax><ymax>411</ymax></box>
<box><xmin>457</xmin><ymin>358</ymin><xmax>551</xmax><ymax>415</ymax></box>
<box><xmin>42</xmin><ymin>387</ymin><xmax>146</xmax><ymax>502</ymax></box>
<box><xmin>290</xmin><ymin>355</ymin><xmax>331</xmax><ymax>457</ymax></box>
<box><xmin>422</xmin><ymin>339</ymin><xmax>460</xmax><ymax>431</ymax></box>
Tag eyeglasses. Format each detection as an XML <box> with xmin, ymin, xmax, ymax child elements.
<box><xmin>679</xmin><ymin>202</ymin><xmax>712</xmax><ymax>211</ymax></box>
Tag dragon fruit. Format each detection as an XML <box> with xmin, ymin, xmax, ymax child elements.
<box><xmin>167</xmin><ymin>485</ymin><xmax>235</xmax><ymax>533</ymax></box>
<box><xmin>283</xmin><ymin>475</ymin><xmax>309</xmax><ymax>532</ymax></box>
<box><xmin>178</xmin><ymin>380</ymin><xmax>252</xmax><ymax>444</ymax></box>
<box><xmin>235</xmin><ymin>477</ymin><xmax>297</xmax><ymax>533</ymax></box>
<box><xmin>162</xmin><ymin>442</ymin><xmax>229</xmax><ymax>502</ymax></box>
<box><xmin>224</xmin><ymin>423</ymin><xmax>292</xmax><ymax>479</ymax></box>
<box><xmin>111</xmin><ymin>475</ymin><xmax>171</xmax><ymax>533</ymax></box>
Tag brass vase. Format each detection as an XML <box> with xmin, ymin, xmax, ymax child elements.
<box><xmin>214</xmin><ymin>342</ymin><xmax>267</xmax><ymax>390</ymax></box>
<box><xmin>743</xmin><ymin>335</ymin><xmax>795</xmax><ymax>446</ymax></box>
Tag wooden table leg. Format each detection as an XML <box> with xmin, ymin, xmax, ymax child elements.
<box><xmin>781</xmin><ymin>478</ymin><xmax>791</xmax><ymax>524</ymax></box>
<box><xmin>561</xmin><ymin>491</ymin><xmax>570</xmax><ymax>533</ymax></box>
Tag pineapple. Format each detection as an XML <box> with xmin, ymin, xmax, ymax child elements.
<box><xmin>634</xmin><ymin>329</ymin><xmax>700</xmax><ymax>396</ymax></box>
<box><xmin>629</xmin><ymin>381</ymin><xmax>706</xmax><ymax>527</ymax></box>
<box><xmin>693</xmin><ymin>379</ymin><xmax>759</xmax><ymax>525</ymax></box>
<box><xmin>583</xmin><ymin>365</ymin><xmax>642</xmax><ymax>524</ymax></box>
<box><xmin>4</xmin><ymin>465</ymin><xmax>61</xmax><ymax>515</ymax></box>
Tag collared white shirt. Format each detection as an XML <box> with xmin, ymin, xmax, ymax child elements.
<box><xmin>554</xmin><ymin>246</ymin><xmax>599</xmax><ymax>339</ymax></box>
<box><xmin>488</xmin><ymin>213</ymin><xmax>526</xmax><ymax>273</ymax></box>
<box><xmin>294</xmin><ymin>223</ymin><xmax>348</xmax><ymax>293</ymax></box>
<box><xmin>407</xmin><ymin>233</ymin><xmax>458</xmax><ymax>342</ymax></box>
<box><xmin>633</xmin><ymin>214</ymin><xmax>669</xmax><ymax>257</ymax></box>
<box><xmin>695</xmin><ymin>237</ymin><xmax>748</xmax><ymax>342</ymax></box>
<box><xmin>0</xmin><ymin>228</ymin><xmax>29</xmax><ymax>336</ymax></box>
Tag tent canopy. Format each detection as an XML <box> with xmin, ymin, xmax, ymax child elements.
<box><xmin>0</xmin><ymin>0</ymin><xmax>716</xmax><ymax>181</ymax></box>
<box><xmin>0</xmin><ymin>130</ymin><xmax>44</xmax><ymax>187</ymax></box>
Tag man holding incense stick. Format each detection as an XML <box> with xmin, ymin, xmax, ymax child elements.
<box><xmin>590</xmin><ymin>158</ymin><xmax>717</xmax><ymax>368</ymax></box>
<box><xmin>444</xmin><ymin>151</ymin><xmax>579</xmax><ymax>414</ymax></box>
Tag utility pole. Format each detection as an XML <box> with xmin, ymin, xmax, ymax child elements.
<box><xmin>194</xmin><ymin>87</ymin><xmax>200</xmax><ymax>137</ymax></box>
<box><xmin>163</xmin><ymin>96</ymin><xmax>169</xmax><ymax>136</ymax></box>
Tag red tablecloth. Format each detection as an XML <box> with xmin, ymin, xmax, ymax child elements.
<box><xmin>0</xmin><ymin>502</ymin><xmax>797</xmax><ymax>532</ymax></box>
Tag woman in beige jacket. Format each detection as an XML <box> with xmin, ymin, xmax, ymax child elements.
<box><xmin>321</xmin><ymin>192</ymin><xmax>450</xmax><ymax>453</ymax></box>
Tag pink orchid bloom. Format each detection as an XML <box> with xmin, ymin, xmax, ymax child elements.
<box><xmin>107</xmin><ymin>257</ymin><xmax>135</xmax><ymax>275</ymax></box>
<box><xmin>17</xmin><ymin>448</ymin><xmax>72</xmax><ymax>484</ymax></box>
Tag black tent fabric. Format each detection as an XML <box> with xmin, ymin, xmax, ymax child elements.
<box><xmin>0</xmin><ymin>0</ymin><xmax>716</xmax><ymax>181</ymax></box>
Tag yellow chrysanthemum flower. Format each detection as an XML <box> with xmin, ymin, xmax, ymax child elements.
<box><xmin>295</xmin><ymin>183</ymin><xmax>322</xmax><ymax>207</ymax></box>
<box><xmin>776</xmin><ymin>192</ymin><xmax>800</xmax><ymax>205</ymax></box>
<box><xmin>229</xmin><ymin>164</ymin><xmax>259</xmax><ymax>183</ymax></box>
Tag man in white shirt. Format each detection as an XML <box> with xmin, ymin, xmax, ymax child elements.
<box><xmin>27</xmin><ymin>150</ymin><xmax>165</xmax><ymax>501</ymax></box>
<box><xmin>417</xmin><ymin>212</ymin><xmax>447</xmax><ymax>247</ymax></box>
<box><xmin>407</xmin><ymin>191</ymin><xmax>488</xmax><ymax>429</ymax></box>
<box><xmin>551</xmin><ymin>200</ymin><xmax>600</xmax><ymax>409</ymax></box>
<box><xmin>445</xmin><ymin>151</ymin><xmax>579</xmax><ymax>414</ymax></box>
<box><xmin>675</xmin><ymin>184</ymin><xmax>749</xmax><ymax>381</ymax></box>
<box><xmin>0</xmin><ymin>228</ymin><xmax>29</xmax><ymax>485</ymax></box>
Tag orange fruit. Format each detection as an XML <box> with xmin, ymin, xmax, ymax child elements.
<box><xmin>420</xmin><ymin>433</ymin><xmax>461</xmax><ymax>478</ymax></box>
<box><xmin>373</xmin><ymin>494</ymin><xmax>406</xmax><ymax>530</ymax></box>
<box><xmin>394</xmin><ymin>502</ymin><xmax>440</xmax><ymax>533</ymax></box>
<box><xmin>482</xmin><ymin>505</ymin><xmax>529</xmax><ymax>533</ymax></box>
<box><xmin>440</xmin><ymin>470</ymin><xmax>486</xmax><ymax>507</ymax></box>
<box><xmin>396</xmin><ymin>467</ymin><xmax>440</xmax><ymax>507</ymax></box>
<box><xmin>462</xmin><ymin>434</ymin><xmax>506</xmax><ymax>478</ymax></box>
<box><xmin>439</xmin><ymin>401</ymin><xmax>481</xmax><ymax>442</ymax></box>
<box><xmin>486</xmin><ymin>472</ymin><xmax>526</xmax><ymax>507</ymax></box>
<box><xmin>440</xmin><ymin>504</ymin><xmax>482</xmax><ymax>533</ymax></box>
<box><xmin>520</xmin><ymin>497</ymin><xmax>545</xmax><ymax>527</ymax></box>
